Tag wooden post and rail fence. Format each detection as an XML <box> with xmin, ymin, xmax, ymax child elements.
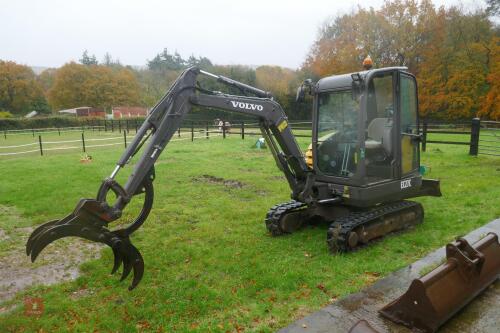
<box><xmin>420</xmin><ymin>118</ymin><xmax>499</xmax><ymax>156</ymax></box>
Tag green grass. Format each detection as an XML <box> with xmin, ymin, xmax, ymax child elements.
<box><xmin>0</xmin><ymin>132</ymin><xmax>499</xmax><ymax>332</ymax></box>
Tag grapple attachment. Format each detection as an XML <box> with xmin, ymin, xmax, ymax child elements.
<box><xmin>26</xmin><ymin>178</ymin><xmax>153</xmax><ymax>290</ymax></box>
<box><xmin>379</xmin><ymin>232</ymin><xmax>500</xmax><ymax>333</ymax></box>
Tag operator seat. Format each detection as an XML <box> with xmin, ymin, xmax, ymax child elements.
<box><xmin>365</xmin><ymin>118</ymin><xmax>393</xmax><ymax>155</ymax></box>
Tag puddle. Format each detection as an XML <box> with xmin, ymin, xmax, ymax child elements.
<box><xmin>192</xmin><ymin>174</ymin><xmax>245</xmax><ymax>189</ymax></box>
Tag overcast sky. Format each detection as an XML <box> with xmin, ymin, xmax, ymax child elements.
<box><xmin>0</xmin><ymin>0</ymin><xmax>487</xmax><ymax>69</ymax></box>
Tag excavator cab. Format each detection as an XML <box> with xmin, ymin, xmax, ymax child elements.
<box><xmin>307</xmin><ymin>67</ymin><xmax>438</xmax><ymax>207</ymax></box>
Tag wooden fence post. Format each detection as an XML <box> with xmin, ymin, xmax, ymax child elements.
<box><xmin>222</xmin><ymin>121</ymin><xmax>226</xmax><ymax>139</ymax></box>
<box><xmin>32</xmin><ymin>128</ymin><xmax>35</xmax><ymax>137</ymax></box>
<box><xmin>178</xmin><ymin>126</ymin><xmax>181</xmax><ymax>137</ymax></box>
<box><xmin>191</xmin><ymin>122</ymin><xmax>194</xmax><ymax>141</ymax></box>
<box><xmin>124</xmin><ymin>131</ymin><xmax>127</xmax><ymax>148</ymax></box>
<box><xmin>82</xmin><ymin>132</ymin><xmax>86</xmax><ymax>152</ymax></box>
<box><xmin>206</xmin><ymin>122</ymin><xmax>209</xmax><ymax>139</ymax></box>
<box><xmin>4</xmin><ymin>130</ymin><xmax>6</xmax><ymax>139</ymax></box>
<box><xmin>422</xmin><ymin>120</ymin><xmax>428</xmax><ymax>152</ymax></box>
<box><xmin>38</xmin><ymin>135</ymin><xmax>43</xmax><ymax>156</ymax></box>
<box><xmin>241</xmin><ymin>122</ymin><xmax>245</xmax><ymax>140</ymax></box>
<box><xmin>469</xmin><ymin>118</ymin><xmax>480</xmax><ymax>156</ymax></box>
<box><xmin>58</xmin><ymin>127</ymin><xmax>61</xmax><ymax>136</ymax></box>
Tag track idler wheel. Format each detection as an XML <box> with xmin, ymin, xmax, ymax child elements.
<box><xmin>26</xmin><ymin>178</ymin><xmax>153</xmax><ymax>290</ymax></box>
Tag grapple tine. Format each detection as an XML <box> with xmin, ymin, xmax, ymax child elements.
<box><xmin>111</xmin><ymin>246</ymin><xmax>123</xmax><ymax>275</ymax></box>
<box><xmin>29</xmin><ymin>222</ymin><xmax>102</xmax><ymax>262</ymax></box>
<box><xmin>129</xmin><ymin>244</ymin><xmax>144</xmax><ymax>290</ymax></box>
<box><xmin>26</xmin><ymin>219</ymin><xmax>60</xmax><ymax>255</ymax></box>
<box><xmin>120</xmin><ymin>256</ymin><xmax>133</xmax><ymax>282</ymax></box>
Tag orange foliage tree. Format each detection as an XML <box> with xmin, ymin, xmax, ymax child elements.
<box><xmin>48</xmin><ymin>62</ymin><xmax>141</xmax><ymax>111</ymax></box>
<box><xmin>0</xmin><ymin>60</ymin><xmax>48</xmax><ymax>115</ymax></box>
<box><xmin>303</xmin><ymin>0</ymin><xmax>498</xmax><ymax>120</ymax></box>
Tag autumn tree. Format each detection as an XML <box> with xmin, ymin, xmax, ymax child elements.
<box><xmin>48</xmin><ymin>62</ymin><xmax>141</xmax><ymax>111</ymax></box>
<box><xmin>0</xmin><ymin>60</ymin><xmax>49</xmax><ymax>115</ymax></box>
<box><xmin>80</xmin><ymin>50</ymin><xmax>98</xmax><ymax>66</ymax></box>
<box><xmin>303</xmin><ymin>0</ymin><xmax>498</xmax><ymax>120</ymax></box>
<box><xmin>479</xmin><ymin>36</ymin><xmax>500</xmax><ymax>120</ymax></box>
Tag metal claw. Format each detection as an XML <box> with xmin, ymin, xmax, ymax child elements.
<box><xmin>26</xmin><ymin>219</ymin><xmax>60</xmax><ymax>255</ymax></box>
<box><xmin>28</xmin><ymin>222</ymin><xmax>103</xmax><ymax>262</ymax></box>
<box><xmin>26</xmin><ymin>186</ymin><xmax>151</xmax><ymax>291</ymax></box>
<box><xmin>129</xmin><ymin>245</ymin><xmax>144</xmax><ymax>290</ymax></box>
<box><xmin>111</xmin><ymin>246</ymin><xmax>123</xmax><ymax>275</ymax></box>
<box><xmin>120</xmin><ymin>256</ymin><xmax>133</xmax><ymax>282</ymax></box>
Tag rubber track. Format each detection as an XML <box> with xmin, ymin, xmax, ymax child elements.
<box><xmin>326</xmin><ymin>201</ymin><xmax>422</xmax><ymax>253</ymax></box>
<box><xmin>265</xmin><ymin>200</ymin><xmax>307</xmax><ymax>236</ymax></box>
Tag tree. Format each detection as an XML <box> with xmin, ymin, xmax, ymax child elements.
<box><xmin>102</xmin><ymin>52</ymin><xmax>122</xmax><ymax>67</ymax></box>
<box><xmin>48</xmin><ymin>62</ymin><xmax>142</xmax><ymax>111</ymax></box>
<box><xmin>303</xmin><ymin>0</ymin><xmax>498</xmax><ymax>120</ymax></box>
<box><xmin>486</xmin><ymin>0</ymin><xmax>499</xmax><ymax>16</ymax></box>
<box><xmin>0</xmin><ymin>60</ymin><xmax>48</xmax><ymax>115</ymax></box>
<box><xmin>479</xmin><ymin>36</ymin><xmax>500</xmax><ymax>120</ymax></box>
<box><xmin>80</xmin><ymin>50</ymin><xmax>98</xmax><ymax>66</ymax></box>
<box><xmin>147</xmin><ymin>49</ymin><xmax>186</xmax><ymax>71</ymax></box>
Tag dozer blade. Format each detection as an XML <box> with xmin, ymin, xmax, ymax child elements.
<box><xmin>26</xmin><ymin>199</ymin><xmax>145</xmax><ymax>290</ymax></box>
<box><xmin>379</xmin><ymin>232</ymin><xmax>500</xmax><ymax>333</ymax></box>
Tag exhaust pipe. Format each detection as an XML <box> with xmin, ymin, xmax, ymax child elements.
<box><xmin>379</xmin><ymin>232</ymin><xmax>500</xmax><ymax>333</ymax></box>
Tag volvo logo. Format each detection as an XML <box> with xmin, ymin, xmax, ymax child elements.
<box><xmin>401</xmin><ymin>179</ymin><xmax>412</xmax><ymax>189</ymax></box>
<box><xmin>230</xmin><ymin>101</ymin><xmax>264</xmax><ymax>111</ymax></box>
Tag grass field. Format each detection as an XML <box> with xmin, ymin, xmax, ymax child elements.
<box><xmin>0</xmin><ymin>130</ymin><xmax>499</xmax><ymax>332</ymax></box>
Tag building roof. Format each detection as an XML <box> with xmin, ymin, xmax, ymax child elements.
<box><xmin>58</xmin><ymin>107</ymin><xmax>92</xmax><ymax>114</ymax></box>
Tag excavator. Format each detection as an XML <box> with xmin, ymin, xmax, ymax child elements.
<box><xmin>26</xmin><ymin>62</ymin><xmax>441</xmax><ymax>289</ymax></box>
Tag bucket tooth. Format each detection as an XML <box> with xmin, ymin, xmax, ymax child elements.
<box><xmin>379</xmin><ymin>232</ymin><xmax>500</xmax><ymax>333</ymax></box>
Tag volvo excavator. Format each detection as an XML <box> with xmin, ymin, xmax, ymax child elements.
<box><xmin>26</xmin><ymin>63</ymin><xmax>441</xmax><ymax>289</ymax></box>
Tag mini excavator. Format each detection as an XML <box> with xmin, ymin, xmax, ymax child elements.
<box><xmin>26</xmin><ymin>62</ymin><xmax>441</xmax><ymax>289</ymax></box>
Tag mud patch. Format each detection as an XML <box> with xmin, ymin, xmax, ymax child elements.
<box><xmin>193</xmin><ymin>174</ymin><xmax>245</xmax><ymax>189</ymax></box>
<box><xmin>0</xmin><ymin>206</ymin><xmax>102</xmax><ymax>304</ymax></box>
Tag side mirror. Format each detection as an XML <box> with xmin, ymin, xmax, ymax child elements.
<box><xmin>295</xmin><ymin>79</ymin><xmax>313</xmax><ymax>102</ymax></box>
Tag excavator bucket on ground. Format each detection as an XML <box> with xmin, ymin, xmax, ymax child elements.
<box><xmin>379</xmin><ymin>232</ymin><xmax>500</xmax><ymax>333</ymax></box>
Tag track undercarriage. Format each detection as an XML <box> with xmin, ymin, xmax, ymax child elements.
<box><xmin>266</xmin><ymin>200</ymin><xmax>424</xmax><ymax>253</ymax></box>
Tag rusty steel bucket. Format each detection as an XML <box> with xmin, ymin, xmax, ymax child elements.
<box><xmin>379</xmin><ymin>232</ymin><xmax>500</xmax><ymax>333</ymax></box>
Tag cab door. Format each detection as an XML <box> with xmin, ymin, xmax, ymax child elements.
<box><xmin>399</xmin><ymin>73</ymin><xmax>419</xmax><ymax>176</ymax></box>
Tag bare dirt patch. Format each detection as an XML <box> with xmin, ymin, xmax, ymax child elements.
<box><xmin>192</xmin><ymin>174</ymin><xmax>245</xmax><ymax>189</ymax></box>
<box><xmin>0</xmin><ymin>206</ymin><xmax>102</xmax><ymax>305</ymax></box>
